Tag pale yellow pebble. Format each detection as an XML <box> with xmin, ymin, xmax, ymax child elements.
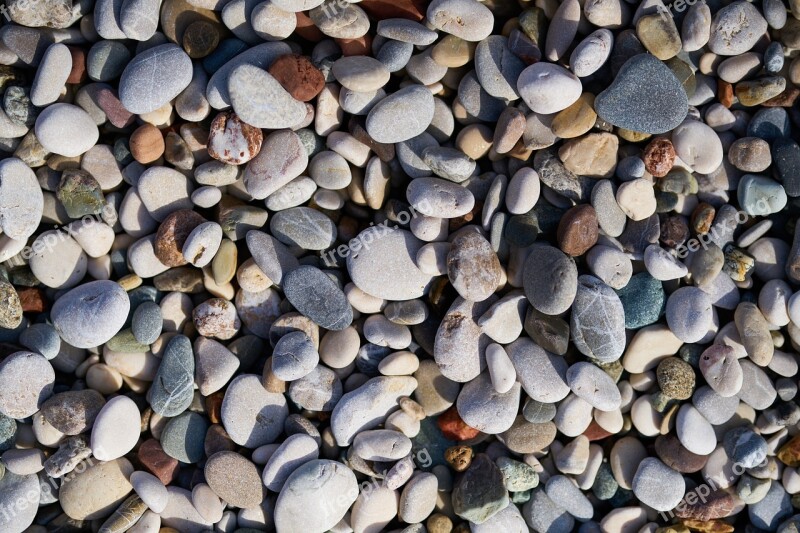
<box><xmin>119</xmin><ymin>274</ymin><xmax>143</xmax><ymax>291</ymax></box>
<box><xmin>86</xmin><ymin>363</ymin><xmax>124</xmax><ymax>395</ymax></box>
<box><xmin>203</xmin><ymin>266</ymin><xmax>235</xmax><ymax>300</ymax></box>
<box><xmin>75</xmin><ymin>353</ymin><xmax>101</xmax><ymax>379</ymax></box>
<box><xmin>431</xmin><ymin>35</ymin><xmax>476</xmax><ymax>67</ymax></box>
<box><xmin>211</xmin><ymin>238</ymin><xmax>237</xmax><ymax>285</ymax></box>
<box><xmin>236</xmin><ymin>257</ymin><xmax>273</xmax><ymax>292</ymax></box>
<box><xmin>139</xmin><ymin>102</ymin><xmax>174</xmax><ymax>127</ymax></box>
<box><xmin>455</xmin><ymin>124</ymin><xmax>493</xmax><ymax>160</ymax></box>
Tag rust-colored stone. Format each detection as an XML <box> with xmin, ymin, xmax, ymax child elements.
<box><xmin>673</xmin><ymin>489</ymin><xmax>738</xmax><ymax>521</ymax></box>
<box><xmin>267</xmin><ymin>54</ymin><xmax>325</xmax><ymax>102</ymax></box>
<box><xmin>336</xmin><ymin>34</ymin><xmax>373</xmax><ymax>56</ymax></box>
<box><xmin>763</xmin><ymin>87</ymin><xmax>800</xmax><ymax>107</ymax></box>
<box><xmin>583</xmin><ymin>420</ymin><xmax>614</xmax><ymax>441</ymax></box>
<box><xmin>294</xmin><ymin>11</ymin><xmax>324</xmax><ymax>41</ymax></box>
<box><xmin>359</xmin><ymin>0</ymin><xmax>426</xmax><ymax>21</ymax></box>
<box><xmin>437</xmin><ymin>406</ymin><xmax>480</xmax><ymax>441</ymax></box>
<box><xmin>17</xmin><ymin>287</ymin><xmax>46</xmax><ymax>313</ymax></box>
<box><xmin>138</xmin><ymin>439</ymin><xmax>179</xmax><ymax>485</ymax></box>
<box><xmin>655</xmin><ymin>434</ymin><xmax>708</xmax><ymax>473</ymax></box>
<box><xmin>660</xmin><ymin>215</ymin><xmax>689</xmax><ymax>248</ymax></box>
<box><xmin>96</xmin><ymin>87</ymin><xmax>135</xmax><ymax>128</ymax></box>
<box><xmin>557</xmin><ymin>204</ymin><xmax>599</xmax><ymax>257</ymax></box>
<box><xmin>691</xmin><ymin>202</ymin><xmax>716</xmax><ymax>235</ymax></box>
<box><xmin>643</xmin><ymin>137</ymin><xmax>676</xmax><ymax>177</ymax></box>
<box><xmin>130</xmin><ymin>123</ymin><xmax>165</xmax><ymax>164</ymax></box>
<box><xmin>66</xmin><ymin>46</ymin><xmax>86</xmax><ymax>84</ymax></box>
<box><xmin>718</xmin><ymin>80</ymin><xmax>734</xmax><ymax>108</ymax></box>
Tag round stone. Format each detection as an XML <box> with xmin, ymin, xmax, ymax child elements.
<box><xmin>632</xmin><ymin>457</ymin><xmax>685</xmax><ymax>511</ymax></box>
<box><xmin>51</xmin><ymin>281</ymin><xmax>129</xmax><ymax>349</ymax></box>
<box><xmin>0</xmin><ymin>352</ymin><xmax>54</xmax><ymax>419</ymax></box>
<box><xmin>666</xmin><ymin>286</ymin><xmax>713</xmax><ymax>343</ymax></box>
<box><xmin>566</xmin><ymin>362</ymin><xmax>621</xmax><ymax>411</ymax></box>
<box><xmin>228</xmin><ymin>64</ymin><xmax>307</xmax><ymax>129</ymax></box>
<box><xmin>205</xmin><ymin>451</ymin><xmax>263</xmax><ymax>509</ymax></box>
<box><xmin>34</xmin><ymin>103</ymin><xmax>99</xmax><ymax>157</ymax></box>
<box><xmin>221</xmin><ymin>374</ymin><xmax>288</xmax><ymax>448</ymax></box>
<box><xmin>119</xmin><ymin>44</ymin><xmax>192</xmax><ymax>114</ymax></box>
<box><xmin>523</xmin><ymin>245</ymin><xmax>578</xmax><ymax>316</ymax></box>
<box><xmin>517</xmin><ymin>62</ymin><xmax>581</xmax><ymax>114</ymax></box>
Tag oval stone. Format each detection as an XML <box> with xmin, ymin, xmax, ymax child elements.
<box><xmin>51</xmin><ymin>281</ymin><xmax>130</xmax><ymax>349</ymax></box>
<box><xmin>119</xmin><ymin>44</ymin><xmax>193</xmax><ymax>114</ymax></box>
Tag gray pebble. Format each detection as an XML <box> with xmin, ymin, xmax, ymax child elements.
<box><xmin>131</xmin><ymin>301</ymin><xmax>162</xmax><ymax>345</ymax></box>
<box><xmin>119</xmin><ymin>44</ymin><xmax>192</xmax><ymax>114</ymax></box>
<box><xmin>283</xmin><ymin>265</ymin><xmax>353</xmax><ymax>331</ymax></box>
<box><xmin>51</xmin><ymin>280</ymin><xmax>129</xmax><ymax>349</ymax></box>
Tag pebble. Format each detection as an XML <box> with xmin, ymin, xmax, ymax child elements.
<box><xmin>523</xmin><ymin>245</ymin><xmax>578</xmax><ymax>315</ymax></box>
<box><xmin>666</xmin><ymin>286</ymin><xmax>713</xmax><ymax>343</ymax></box>
<box><xmin>676</xmin><ymin>403</ymin><xmax>717</xmax><ymax>455</ymax></box>
<box><xmin>709</xmin><ymin>1</ymin><xmax>768</xmax><ymax>55</ymax></box>
<box><xmin>517</xmin><ymin>63</ymin><xmax>582</xmax><ymax>114</ymax></box>
<box><xmin>595</xmin><ymin>54</ymin><xmax>688</xmax><ymax>134</ymax></box>
<box><xmin>35</xmin><ymin>103</ymin><xmax>99</xmax><ymax>157</ymax></box>
<box><xmin>571</xmin><ymin>275</ymin><xmax>626</xmax><ymax>363</ymax></box>
<box><xmin>631</xmin><ymin>457</ymin><xmax>685</xmax><ymax>511</ymax></box>
<box><xmin>228</xmin><ymin>64</ymin><xmax>307</xmax><ymax>129</ymax></box>
<box><xmin>51</xmin><ymin>280</ymin><xmax>129</xmax><ymax>348</ymax></box>
<box><xmin>283</xmin><ymin>266</ymin><xmax>352</xmax><ymax>331</ymax></box>
<box><xmin>699</xmin><ymin>344</ymin><xmax>743</xmax><ymax>397</ymax></box>
<box><xmin>566</xmin><ymin>362</ymin><xmax>622</xmax><ymax>411</ymax></box>
<box><xmin>205</xmin><ymin>451</ymin><xmax>263</xmax><ymax>509</ymax></box>
<box><xmin>148</xmin><ymin>335</ymin><xmax>194</xmax><ymax>417</ymax></box>
<box><xmin>221</xmin><ymin>374</ymin><xmax>288</xmax><ymax>447</ymax></box>
<box><xmin>130</xmin><ymin>471</ymin><xmax>168</xmax><ymax>513</ymax></box>
<box><xmin>725</xmin><ymin>426</ymin><xmax>768</xmax><ymax>468</ymax></box>
<box><xmin>274</xmin><ymin>460</ymin><xmax>358</xmax><ymax>532</ymax></box>
<box><xmin>427</xmin><ymin>0</ymin><xmax>494</xmax><ymax>42</ymax></box>
<box><xmin>0</xmin><ymin>351</ymin><xmax>54</xmax><ymax>419</ymax></box>
<box><xmin>90</xmin><ymin>395</ymin><xmax>140</xmax><ymax>461</ymax></box>
<box><xmin>366</xmin><ymin>85</ymin><xmax>435</xmax><ymax>143</ymax></box>
<box><xmin>60</xmin><ymin>457</ymin><xmax>134</xmax><ymax>520</ymax></box>
<box><xmin>119</xmin><ymin>44</ymin><xmax>192</xmax><ymax>114</ymax></box>
<box><xmin>452</xmin><ymin>453</ymin><xmax>509</xmax><ymax>524</ymax></box>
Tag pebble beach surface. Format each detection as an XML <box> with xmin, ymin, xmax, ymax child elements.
<box><xmin>2</xmin><ymin>0</ymin><xmax>800</xmax><ymax>532</ymax></box>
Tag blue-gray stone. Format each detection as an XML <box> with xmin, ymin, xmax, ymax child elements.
<box><xmin>772</xmin><ymin>137</ymin><xmax>800</xmax><ymax>197</ymax></box>
<box><xmin>282</xmin><ymin>266</ymin><xmax>353</xmax><ymax>331</ymax></box>
<box><xmin>747</xmin><ymin>108</ymin><xmax>790</xmax><ymax>142</ymax></box>
<box><xmin>272</xmin><ymin>331</ymin><xmax>319</xmax><ymax>381</ymax></box>
<box><xmin>19</xmin><ymin>323</ymin><xmax>61</xmax><ymax>360</ymax></box>
<box><xmin>595</xmin><ymin>54</ymin><xmax>688</xmax><ymax>134</ymax></box>
<box><xmin>764</xmin><ymin>42</ymin><xmax>784</xmax><ymax>73</ymax></box>
<box><xmin>131</xmin><ymin>301</ymin><xmax>162</xmax><ymax>345</ymax></box>
<box><xmin>269</xmin><ymin>207</ymin><xmax>337</xmax><ymax>251</ymax></box>
<box><xmin>724</xmin><ymin>426</ymin><xmax>767</xmax><ymax>469</ymax></box>
<box><xmin>149</xmin><ymin>335</ymin><xmax>194</xmax><ymax>417</ymax></box>
<box><xmin>87</xmin><ymin>40</ymin><xmax>131</xmax><ymax>82</ymax></box>
<box><xmin>616</xmin><ymin>272</ymin><xmax>665</xmax><ymax>329</ymax></box>
<box><xmin>376</xmin><ymin>39</ymin><xmax>413</xmax><ymax>72</ymax></box>
<box><xmin>0</xmin><ymin>471</ymin><xmax>39</xmax><ymax>531</ymax></box>
<box><xmin>452</xmin><ymin>454</ymin><xmax>509</xmax><ymax>524</ymax></box>
<box><xmin>160</xmin><ymin>411</ymin><xmax>208</xmax><ymax>464</ymax></box>
<box><xmin>523</xmin><ymin>487</ymin><xmax>575</xmax><ymax>533</ymax></box>
<box><xmin>356</xmin><ymin>343</ymin><xmax>393</xmax><ymax>376</ymax></box>
<box><xmin>202</xmin><ymin>38</ymin><xmax>248</xmax><ymax>74</ymax></box>
<box><xmin>749</xmin><ymin>480</ymin><xmax>792</xmax><ymax>531</ymax></box>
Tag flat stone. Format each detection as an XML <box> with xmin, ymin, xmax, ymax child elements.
<box><xmin>456</xmin><ymin>372</ymin><xmax>520</xmax><ymax>434</ymax></box>
<box><xmin>570</xmin><ymin>275</ymin><xmax>626</xmax><ymax>363</ymax></box>
<box><xmin>35</xmin><ymin>103</ymin><xmax>99</xmax><ymax>157</ymax></box>
<box><xmin>221</xmin><ymin>374</ymin><xmax>288</xmax><ymax>447</ymax></box>
<box><xmin>228</xmin><ymin>64</ymin><xmax>307</xmax><ymax>129</ymax></box>
<box><xmin>148</xmin><ymin>335</ymin><xmax>194</xmax><ymax>417</ymax></box>
<box><xmin>632</xmin><ymin>457</ymin><xmax>685</xmax><ymax>511</ymax></box>
<box><xmin>283</xmin><ymin>266</ymin><xmax>352</xmax><ymax>331</ymax></box>
<box><xmin>119</xmin><ymin>44</ymin><xmax>192</xmax><ymax>114</ymax></box>
<box><xmin>205</xmin><ymin>451</ymin><xmax>263</xmax><ymax>509</ymax></box>
<box><xmin>452</xmin><ymin>454</ymin><xmax>509</xmax><ymax>524</ymax></box>
<box><xmin>595</xmin><ymin>54</ymin><xmax>688</xmax><ymax>134</ymax></box>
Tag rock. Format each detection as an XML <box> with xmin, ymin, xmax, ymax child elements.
<box><xmin>724</xmin><ymin>426</ymin><xmax>767</xmax><ymax>469</ymax></box>
<box><xmin>676</xmin><ymin>404</ymin><xmax>716</xmax><ymax>456</ymax></box>
<box><xmin>566</xmin><ymin>362</ymin><xmax>621</xmax><ymax>411</ymax></box>
<box><xmin>666</xmin><ymin>286</ymin><xmax>713</xmax><ymax>343</ymax></box>
<box><xmin>353</xmin><ymin>429</ymin><xmax>412</xmax><ymax>461</ymax></box>
<box><xmin>595</xmin><ymin>54</ymin><xmax>688</xmax><ymax>134</ymax></box>
<box><xmin>161</xmin><ymin>412</ymin><xmax>207</xmax><ymax>464</ymax></box>
<box><xmin>221</xmin><ymin>374</ymin><xmax>287</xmax><ymax>447</ymax></box>
<box><xmin>452</xmin><ymin>454</ymin><xmax>509</xmax><ymax>524</ymax></box>
<box><xmin>90</xmin><ymin>396</ymin><xmax>140</xmax><ymax>461</ymax></box>
<box><xmin>59</xmin><ymin>458</ymin><xmax>134</xmax><ymax>520</ymax></box>
<box><xmin>330</xmin><ymin>376</ymin><xmax>417</xmax><ymax>446</ymax></box>
<box><xmin>517</xmin><ymin>62</ymin><xmax>582</xmax><ymax>114</ymax></box>
<box><xmin>427</xmin><ymin>0</ymin><xmax>494</xmax><ymax>41</ymax></box>
<box><xmin>366</xmin><ymin>85</ymin><xmax>435</xmax><ymax>143</ymax></box>
<box><xmin>205</xmin><ymin>451</ymin><xmax>263</xmax><ymax>509</ymax></box>
<box><xmin>0</xmin><ymin>158</ymin><xmax>43</xmax><ymax>241</ymax></box>
<box><xmin>447</xmin><ymin>231</ymin><xmax>501</xmax><ymax>302</ymax></box>
<box><xmin>207</xmin><ymin>111</ymin><xmax>262</xmax><ymax>165</ymax></box>
<box><xmin>0</xmin><ymin>472</ymin><xmax>39</xmax><ymax>532</ymax></box>
<box><xmin>749</xmin><ymin>480</ymin><xmax>792</xmax><ymax>530</ymax></box>
<box><xmin>407</xmin><ymin>177</ymin><xmax>475</xmax><ymax>218</ymax></box>
<box><xmin>570</xmin><ymin>275</ymin><xmax>626</xmax><ymax>363</ymax></box>
<box><xmin>274</xmin><ymin>460</ymin><xmax>358</xmax><ymax>531</ymax></box>
<box><xmin>456</xmin><ymin>372</ymin><xmax>520</xmax><ymax>434</ymax></box>
<box><xmin>708</xmin><ymin>1</ymin><xmax>768</xmax><ymax>55</ymax></box>
<box><xmin>50</xmin><ymin>281</ymin><xmax>129</xmax><ymax>349</ymax></box>
<box><xmin>283</xmin><ymin>266</ymin><xmax>352</xmax><ymax>331</ymax></box>
<box><xmin>34</xmin><ymin>103</ymin><xmax>99</xmax><ymax>157</ymax></box>
<box><xmin>0</xmin><ymin>351</ymin><xmax>54</xmax><ymax>419</ymax></box>
<box><xmin>347</xmin><ymin>228</ymin><xmax>434</xmax><ymax>301</ymax></box>
<box><xmin>268</xmin><ymin>54</ymin><xmax>325</xmax><ymax>102</ymax></box>
<box><xmin>474</xmin><ymin>35</ymin><xmax>526</xmax><ymax>100</ymax></box>
<box><xmin>148</xmin><ymin>335</ymin><xmax>194</xmax><ymax>417</ymax></box>
<box><xmin>522</xmin><ymin>488</ymin><xmax>575</xmax><ymax>533</ymax></box>
<box><xmin>507</xmin><ymin>338</ymin><xmax>570</xmax><ymax>403</ymax></box>
<box><xmin>632</xmin><ymin>457</ymin><xmax>685</xmax><ymax>511</ymax></box>
<box><xmin>119</xmin><ymin>44</ymin><xmax>193</xmax><ymax>114</ymax></box>
<box><xmin>523</xmin><ymin>245</ymin><xmax>578</xmax><ymax>315</ymax></box>
<box><xmin>228</xmin><ymin>64</ymin><xmax>307</xmax><ymax>129</ymax></box>
<box><xmin>545</xmin><ymin>474</ymin><xmax>593</xmax><ymax>521</ymax></box>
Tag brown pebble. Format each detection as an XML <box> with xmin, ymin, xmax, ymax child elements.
<box><xmin>207</xmin><ymin>110</ymin><xmax>263</xmax><ymax>165</ymax></box>
<box><xmin>427</xmin><ymin>513</ymin><xmax>454</xmax><ymax>533</ymax></box>
<box><xmin>691</xmin><ymin>202</ymin><xmax>716</xmax><ymax>235</ymax></box>
<box><xmin>656</xmin><ymin>357</ymin><xmax>695</xmax><ymax>400</ymax></box>
<box><xmin>445</xmin><ymin>445</ymin><xmax>474</xmax><ymax>472</ymax></box>
<box><xmin>268</xmin><ymin>54</ymin><xmax>325</xmax><ymax>102</ymax></box>
<box><xmin>183</xmin><ymin>20</ymin><xmax>220</xmax><ymax>58</ymax></box>
<box><xmin>493</xmin><ymin>107</ymin><xmax>526</xmax><ymax>154</ymax></box>
<box><xmin>66</xmin><ymin>46</ymin><xmax>86</xmax><ymax>84</ymax></box>
<box><xmin>154</xmin><ymin>209</ymin><xmax>208</xmax><ymax>267</ymax></box>
<box><xmin>17</xmin><ymin>287</ymin><xmax>46</xmax><ymax>313</ymax></box>
<box><xmin>718</xmin><ymin>80</ymin><xmax>734</xmax><ymax>107</ymax></box>
<box><xmin>205</xmin><ymin>424</ymin><xmax>238</xmax><ymax>457</ymax></box>
<box><xmin>262</xmin><ymin>356</ymin><xmax>287</xmax><ymax>393</ymax></box>
<box><xmin>778</xmin><ymin>434</ymin><xmax>800</xmax><ymax>466</ymax></box>
<box><xmin>659</xmin><ymin>215</ymin><xmax>689</xmax><ymax>248</ymax></box>
<box><xmin>763</xmin><ymin>87</ymin><xmax>800</xmax><ymax>107</ymax></box>
<box><xmin>654</xmin><ymin>434</ymin><xmax>708</xmax><ymax>473</ymax></box>
<box><xmin>643</xmin><ymin>138</ymin><xmax>676</xmax><ymax>177</ymax></box>
<box><xmin>673</xmin><ymin>488</ymin><xmax>737</xmax><ymax>521</ymax></box>
<box><xmin>138</xmin><ymin>439</ymin><xmax>179</xmax><ymax>485</ymax></box>
<box><xmin>557</xmin><ymin>204</ymin><xmax>599</xmax><ymax>257</ymax></box>
<box><xmin>336</xmin><ymin>35</ymin><xmax>373</xmax><ymax>56</ymax></box>
<box><xmin>97</xmin><ymin>87</ymin><xmax>135</xmax><ymax>128</ymax></box>
<box><xmin>130</xmin><ymin>124</ymin><xmax>165</xmax><ymax>164</ymax></box>
<box><xmin>205</xmin><ymin>451</ymin><xmax>264</xmax><ymax>509</ymax></box>
<box><xmin>294</xmin><ymin>11</ymin><xmax>325</xmax><ymax>41</ymax></box>
<box><xmin>359</xmin><ymin>0</ymin><xmax>426</xmax><ymax>21</ymax></box>
<box><xmin>205</xmin><ymin>392</ymin><xmax>224</xmax><ymax>424</ymax></box>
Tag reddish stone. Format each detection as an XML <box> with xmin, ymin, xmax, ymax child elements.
<box><xmin>207</xmin><ymin>111</ymin><xmax>263</xmax><ymax>164</ymax></box>
<box><xmin>437</xmin><ymin>406</ymin><xmax>480</xmax><ymax>441</ymax></box>
<box><xmin>17</xmin><ymin>287</ymin><xmax>46</xmax><ymax>313</ymax></box>
<box><xmin>359</xmin><ymin>0</ymin><xmax>426</xmax><ymax>21</ymax></box>
<box><xmin>557</xmin><ymin>204</ymin><xmax>599</xmax><ymax>257</ymax></box>
<box><xmin>691</xmin><ymin>202</ymin><xmax>716</xmax><ymax>235</ymax></box>
<box><xmin>643</xmin><ymin>138</ymin><xmax>676</xmax><ymax>178</ymax></box>
<box><xmin>96</xmin><ymin>88</ymin><xmax>135</xmax><ymax>128</ymax></box>
<box><xmin>205</xmin><ymin>392</ymin><xmax>224</xmax><ymax>424</ymax></box>
<box><xmin>154</xmin><ymin>209</ymin><xmax>207</xmax><ymax>267</ymax></box>
<box><xmin>660</xmin><ymin>215</ymin><xmax>689</xmax><ymax>248</ymax></box>
<box><xmin>718</xmin><ymin>80</ymin><xmax>734</xmax><ymax>108</ymax></box>
<box><xmin>673</xmin><ymin>489</ymin><xmax>738</xmax><ymax>521</ymax></box>
<box><xmin>138</xmin><ymin>439</ymin><xmax>179</xmax><ymax>485</ymax></box>
<box><xmin>583</xmin><ymin>420</ymin><xmax>614</xmax><ymax>441</ymax></box>
<box><xmin>204</xmin><ymin>424</ymin><xmax>237</xmax><ymax>458</ymax></box>
<box><xmin>66</xmin><ymin>46</ymin><xmax>86</xmax><ymax>84</ymax></box>
<box><xmin>294</xmin><ymin>11</ymin><xmax>324</xmax><ymax>42</ymax></box>
<box><xmin>763</xmin><ymin>87</ymin><xmax>800</xmax><ymax>107</ymax></box>
<box><xmin>267</xmin><ymin>54</ymin><xmax>325</xmax><ymax>102</ymax></box>
<box><xmin>336</xmin><ymin>35</ymin><xmax>373</xmax><ymax>56</ymax></box>
<box><xmin>655</xmin><ymin>434</ymin><xmax>708</xmax><ymax>473</ymax></box>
